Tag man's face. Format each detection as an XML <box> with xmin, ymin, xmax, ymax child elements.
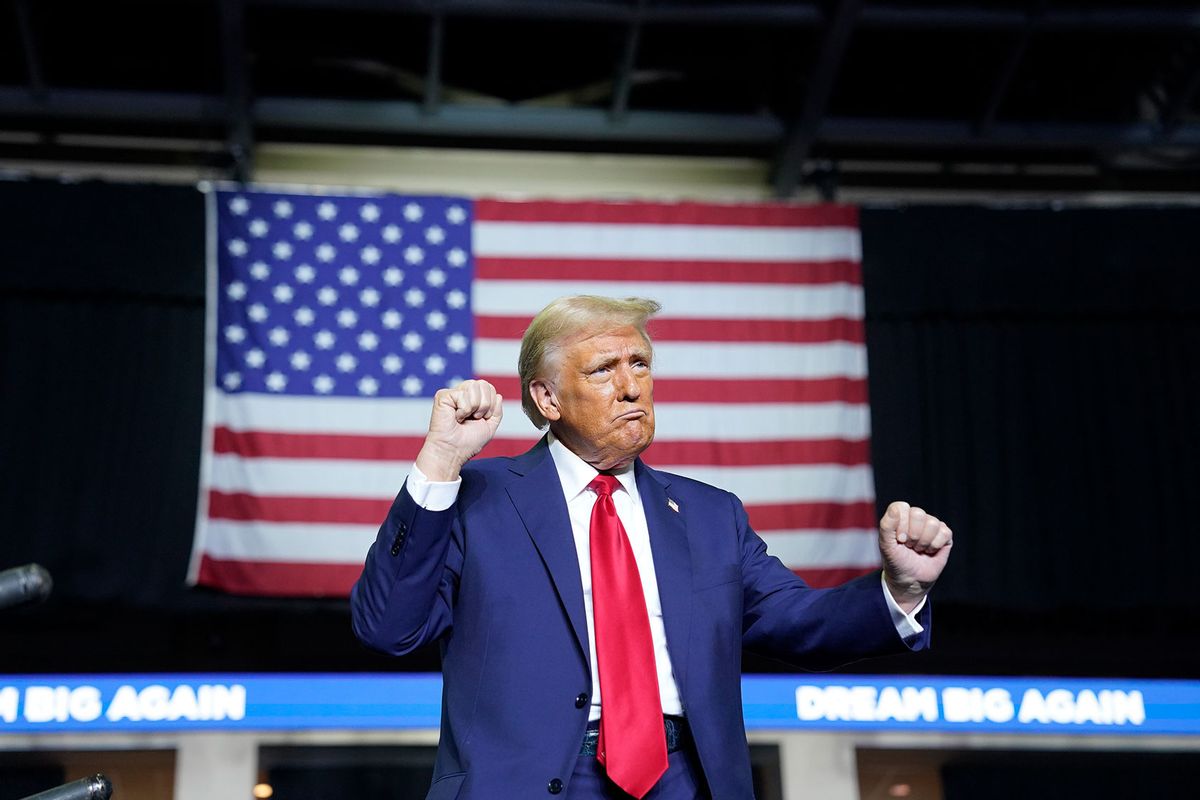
<box><xmin>536</xmin><ymin>325</ymin><xmax>655</xmax><ymax>471</ymax></box>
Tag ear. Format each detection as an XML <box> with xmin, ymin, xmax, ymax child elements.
<box><xmin>529</xmin><ymin>378</ymin><xmax>561</xmax><ymax>422</ymax></box>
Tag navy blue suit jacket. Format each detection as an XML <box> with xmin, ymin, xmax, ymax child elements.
<box><xmin>351</xmin><ymin>439</ymin><xmax>930</xmax><ymax>799</ymax></box>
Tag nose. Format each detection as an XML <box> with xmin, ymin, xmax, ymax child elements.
<box><xmin>616</xmin><ymin>364</ymin><xmax>641</xmax><ymax>401</ymax></box>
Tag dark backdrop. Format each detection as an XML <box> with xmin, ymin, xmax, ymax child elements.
<box><xmin>1</xmin><ymin>179</ymin><xmax>1197</xmax><ymax>677</ymax></box>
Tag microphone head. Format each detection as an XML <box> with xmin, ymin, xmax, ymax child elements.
<box><xmin>87</xmin><ymin>774</ymin><xmax>112</xmax><ymax>800</ymax></box>
<box><xmin>26</xmin><ymin>564</ymin><xmax>53</xmax><ymax>603</ymax></box>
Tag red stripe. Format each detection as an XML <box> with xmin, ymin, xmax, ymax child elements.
<box><xmin>197</xmin><ymin>556</ymin><xmax>358</xmax><ymax>597</ymax></box>
<box><xmin>745</xmin><ymin>501</ymin><xmax>878</xmax><ymax>531</ymax></box>
<box><xmin>213</xmin><ymin>426</ymin><xmax>427</xmax><ymax>461</ymax></box>
<box><xmin>478</xmin><ymin>375</ymin><xmax>868</xmax><ymax>404</ymax></box>
<box><xmin>195</xmin><ymin>557</ymin><xmax>871</xmax><ymax>597</ymax></box>
<box><xmin>642</xmin><ymin>439</ymin><xmax>870</xmax><ymax>467</ymax></box>
<box><xmin>475</xmin><ymin>258</ymin><xmax>861</xmax><ymax>285</ymax></box>
<box><xmin>474</xmin><ymin>316</ymin><xmax>865</xmax><ymax>344</ymax></box>
<box><xmin>208</xmin><ymin>490</ymin><xmax>391</xmax><ymax>524</ymax></box>
<box><xmin>474</xmin><ymin>199</ymin><xmax>858</xmax><ymax>228</ymax></box>
<box><xmin>792</xmin><ymin>566</ymin><xmax>877</xmax><ymax>589</ymax></box>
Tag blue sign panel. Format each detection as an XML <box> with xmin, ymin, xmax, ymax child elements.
<box><xmin>0</xmin><ymin>674</ymin><xmax>1197</xmax><ymax>736</ymax></box>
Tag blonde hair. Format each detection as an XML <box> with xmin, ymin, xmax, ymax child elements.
<box><xmin>518</xmin><ymin>295</ymin><xmax>661</xmax><ymax>428</ymax></box>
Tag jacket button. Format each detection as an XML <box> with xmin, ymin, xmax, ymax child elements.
<box><xmin>575</xmin><ymin>693</ymin><xmax>588</xmax><ymax>709</ymax></box>
<box><xmin>548</xmin><ymin>778</ymin><xmax>563</xmax><ymax>794</ymax></box>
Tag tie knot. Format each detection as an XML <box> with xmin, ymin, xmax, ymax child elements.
<box><xmin>589</xmin><ymin>474</ymin><xmax>621</xmax><ymax>497</ymax></box>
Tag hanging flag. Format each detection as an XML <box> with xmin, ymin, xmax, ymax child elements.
<box><xmin>190</xmin><ymin>189</ymin><xmax>876</xmax><ymax>597</ymax></box>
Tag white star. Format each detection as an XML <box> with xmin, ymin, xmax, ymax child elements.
<box><xmin>359</xmin><ymin>287</ymin><xmax>381</xmax><ymax>307</ymax></box>
<box><xmin>383</xmin><ymin>267</ymin><xmax>404</xmax><ymax>286</ymax></box>
<box><xmin>361</xmin><ymin>245</ymin><xmax>381</xmax><ymax>265</ymax></box>
<box><xmin>446</xmin><ymin>289</ymin><xmax>466</xmax><ymax>309</ymax></box>
<box><xmin>447</xmin><ymin>333</ymin><xmax>468</xmax><ymax>353</ymax></box>
<box><xmin>248</xmin><ymin>303</ymin><xmax>269</xmax><ymax>322</ymax></box>
<box><xmin>272</xmin><ymin>284</ymin><xmax>294</xmax><ymax>303</ymax></box>
<box><xmin>446</xmin><ymin>375</ymin><xmax>464</xmax><ymax>388</ymax></box>
<box><xmin>314</xmin><ymin>330</ymin><xmax>336</xmax><ymax>350</ymax></box>
<box><xmin>317</xmin><ymin>286</ymin><xmax>338</xmax><ymax>306</ymax></box>
<box><xmin>290</xmin><ymin>350</ymin><xmax>312</xmax><ymax>370</ymax></box>
<box><xmin>272</xmin><ymin>241</ymin><xmax>293</xmax><ymax>260</ymax></box>
<box><xmin>224</xmin><ymin>324</ymin><xmax>246</xmax><ymax>344</ymax></box>
<box><xmin>426</xmin><ymin>268</ymin><xmax>446</xmax><ymax>288</ymax></box>
<box><xmin>337</xmin><ymin>308</ymin><xmax>359</xmax><ymax>328</ymax></box>
<box><xmin>382</xmin><ymin>354</ymin><xmax>404</xmax><ymax>374</ymax></box>
<box><xmin>404</xmin><ymin>288</ymin><xmax>426</xmax><ymax>307</ymax></box>
<box><xmin>338</xmin><ymin>266</ymin><xmax>360</xmax><ymax>286</ymax></box>
<box><xmin>315</xmin><ymin>243</ymin><xmax>336</xmax><ymax>263</ymax></box>
<box><xmin>265</xmin><ymin>371</ymin><xmax>287</xmax><ymax>392</ymax></box>
<box><xmin>293</xmin><ymin>221</ymin><xmax>314</xmax><ymax>240</ymax></box>
<box><xmin>403</xmin><ymin>202</ymin><xmax>424</xmax><ymax>222</ymax></box>
<box><xmin>425</xmin><ymin>354</ymin><xmax>446</xmax><ymax>374</ymax></box>
<box><xmin>381</xmin><ymin>309</ymin><xmax>403</xmax><ymax>329</ymax></box>
<box><xmin>249</xmin><ymin>218</ymin><xmax>269</xmax><ymax>238</ymax></box>
<box><xmin>222</xmin><ymin>372</ymin><xmax>242</xmax><ymax>390</ymax></box>
<box><xmin>404</xmin><ymin>245</ymin><xmax>425</xmax><ymax>265</ymax></box>
<box><xmin>426</xmin><ymin>310</ymin><xmax>447</xmax><ymax>330</ymax></box>
<box><xmin>268</xmin><ymin>326</ymin><xmax>290</xmax><ymax>346</ymax></box>
<box><xmin>273</xmin><ymin>200</ymin><xmax>293</xmax><ymax>218</ymax></box>
<box><xmin>447</xmin><ymin>247</ymin><xmax>467</xmax><ymax>267</ymax></box>
<box><xmin>250</xmin><ymin>261</ymin><xmax>270</xmax><ymax>280</ymax></box>
<box><xmin>358</xmin><ymin>331</ymin><xmax>379</xmax><ymax>351</ymax></box>
<box><xmin>338</xmin><ymin>223</ymin><xmax>360</xmax><ymax>243</ymax></box>
<box><xmin>228</xmin><ymin>238</ymin><xmax>248</xmax><ymax>257</ymax></box>
<box><xmin>245</xmin><ymin>348</ymin><xmax>266</xmax><ymax>368</ymax></box>
<box><xmin>226</xmin><ymin>281</ymin><xmax>247</xmax><ymax>300</ymax></box>
<box><xmin>446</xmin><ymin>205</ymin><xmax>466</xmax><ymax>224</ymax></box>
<box><xmin>228</xmin><ymin>196</ymin><xmax>249</xmax><ymax>216</ymax></box>
<box><xmin>402</xmin><ymin>375</ymin><xmax>424</xmax><ymax>395</ymax></box>
<box><xmin>336</xmin><ymin>352</ymin><xmax>358</xmax><ymax>373</ymax></box>
<box><xmin>294</xmin><ymin>306</ymin><xmax>315</xmax><ymax>326</ymax></box>
<box><xmin>294</xmin><ymin>264</ymin><xmax>316</xmax><ymax>283</ymax></box>
<box><xmin>317</xmin><ymin>201</ymin><xmax>338</xmax><ymax>221</ymax></box>
<box><xmin>382</xmin><ymin>224</ymin><xmax>402</xmax><ymax>244</ymax></box>
<box><xmin>357</xmin><ymin>376</ymin><xmax>380</xmax><ymax>396</ymax></box>
<box><xmin>360</xmin><ymin>203</ymin><xmax>381</xmax><ymax>222</ymax></box>
<box><xmin>313</xmin><ymin>374</ymin><xmax>335</xmax><ymax>394</ymax></box>
<box><xmin>425</xmin><ymin>226</ymin><xmax>445</xmax><ymax>245</ymax></box>
<box><xmin>402</xmin><ymin>331</ymin><xmax>424</xmax><ymax>351</ymax></box>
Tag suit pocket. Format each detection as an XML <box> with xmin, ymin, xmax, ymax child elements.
<box><xmin>426</xmin><ymin>772</ymin><xmax>466</xmax><ymax>800</ymax></box>
<box><xmin>692</xmin><ymin>564</ymin><xmax>741</xmax><ymax>591</ymax></box>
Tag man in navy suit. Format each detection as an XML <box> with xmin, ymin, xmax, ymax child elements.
<box><xmin>352</xmin><ymin>296</ymin><xmax>952</xmax><ymax>799</ymax></box>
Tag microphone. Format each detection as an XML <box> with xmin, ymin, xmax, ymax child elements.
<box><xmin>19</xmin><ymin>774</ymin><xmax>112</xmax><ymax>800</ymax></box>
<box><xmin>0</xmin><ymin>563</ymin><xmax>53</xmax><ymax>610</ymax></box>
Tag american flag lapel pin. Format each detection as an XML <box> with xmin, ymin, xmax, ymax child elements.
<box><xmin>667</xmin><ymin>498</ymin><xmax>680</xmax><ymax>513</ymax></box>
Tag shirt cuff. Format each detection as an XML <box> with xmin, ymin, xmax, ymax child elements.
<box><xmin>881</xmin><ymin>572</ymin><xmax>926</xmax><ymax>641</ymax></box>
<box><xmin>406</xmin><ymin>463</ymin><xmax>462</xmax><ymax>511</ymax></box>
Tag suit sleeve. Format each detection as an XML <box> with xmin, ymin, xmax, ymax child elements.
<box><xmin>732</xmin><ymin>492</ymin><xmax>931</xmax><ymax>669</ymax></box>
<box><xmin>350</xmin><ymin>480</ymin><xmax>463</xmax><ymax>655</ymax></box>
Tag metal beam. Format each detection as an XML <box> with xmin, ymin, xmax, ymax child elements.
<box><xmin>610</xmin><ymin>1</ymin><xmax>644</xmax><ymax>121</ymax></box>
<box><xmin>860</xmin><ymin>5</ymin><xmax>1200</xmax><ymax>32</ymax></box>
<box><xmin>219</xmin><ymin>0</ymin><xmax>254</xmax><ymax>182</ymax></box>
<box><xmin>976</xmin><ymin>4</ymin><xmax>1044</xmax><ymax>137</ymax></box>
<box><xmin>13</xmin><ymin>0</ymin><xmax>46</xmax><ymax>98</ymax></box>
<box><xmin>423</xmin><ymin>8</ymin><xmax>445</xmax><ymax>115</ymax></box>
<box><xmin>771</xmin><ymin>0</ymin><xmax>861</xmax><ymax>197</ymax></box>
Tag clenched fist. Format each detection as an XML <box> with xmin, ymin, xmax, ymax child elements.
<box><xmin>414</xmin><ymin>379</ymin><xmax>504</xmax><ymax>482</ymax></box>
<box><xmin>878</xmin><ymin>501</ymin><xmax>953</xmax><ymax>613</ymax></box>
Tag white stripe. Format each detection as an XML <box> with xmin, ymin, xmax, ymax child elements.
<box><xmin>201</xmin><ymin>519</ymin><xmax>376</xmax><ymax>563</ymax></box>
<box><xmin>214</xmin><ymin>394</ymin><xmax>869</xmax><ymax>441</ymax></box>
<box><xmin>651</xmin><ymin>464</ymin><xmax>875</xmax><ymax>505</ymax></box>
<box><xmin>476</xmin><ymin>339</ymin><xmax>866</xmax><ymax>379</ymax></box>
<box><xmin>208</xmin><ymin>455</ymin><xmax>872</xmax><ymax>505</ymax></box>
<box><xmin>759</xmin><ymin>530</ymin><xmax>881</xmax><ymax>569</ymax></box>
<box><xmin>473</xmin><ymin>280</ymin><xmax>864</xmax><ymax>320</ymax></box>
<box><xmin>475</xmin><ymin>222</ymin><xmax>861</xmax><ymax>262</ymax></box>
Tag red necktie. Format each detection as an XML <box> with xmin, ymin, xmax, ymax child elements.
<box><xmin>588</xmin><ymin>475</ymin><xmax>668</xmax><ymax>798</ymax></box>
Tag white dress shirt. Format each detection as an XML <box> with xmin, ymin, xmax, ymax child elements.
<box><xmin>405</xmin><ymin>434</ymin><xmax>925</xmax><ymax>722</ymax></box>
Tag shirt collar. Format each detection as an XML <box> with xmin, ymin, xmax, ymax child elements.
<box><xmin>546</xmin><ymin>433</ymin><xmax>639</xmax><ymax>503</ymax></box>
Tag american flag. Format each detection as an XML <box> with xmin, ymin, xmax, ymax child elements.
<box><xmin>190</xmin><ymin>189</ymin><xmax>877</xmax><ymax>596</ymax></box>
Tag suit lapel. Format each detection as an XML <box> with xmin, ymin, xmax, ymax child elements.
<box><xmin>636</xmin><ymin>461</ymin><xmax>694</xmax><ymax>696</ymax></box>
<box><xmin>505</xmin><ymin>439</ymin><xmax>591</xmax><ymax>665</ymax></box>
